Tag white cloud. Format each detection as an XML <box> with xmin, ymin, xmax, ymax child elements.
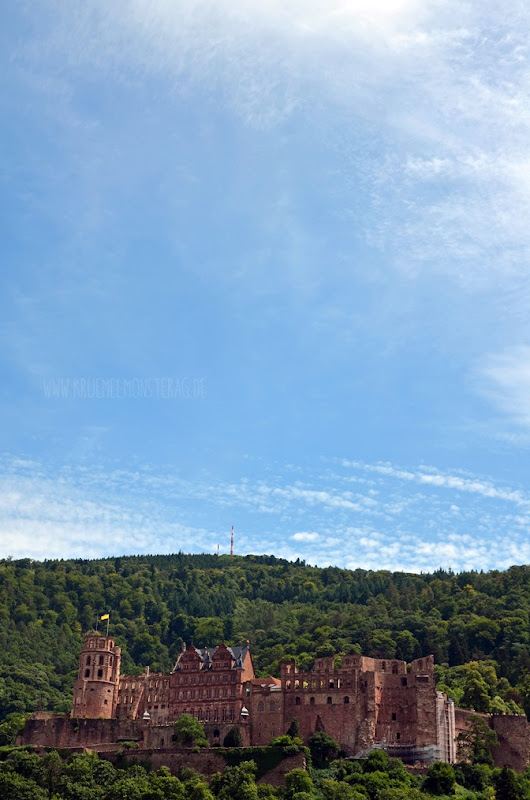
<box><xmin>0</xmin><ymin>453</ymin><xmax>527</xmax><ymax>573</ymax></box>
<box><xmin>479</xmin><ymin>346</ymin><xmax>530</xmax><ymax>427</ymax></box>
<box><xmin>344</xmin><ymin>459</ymin><xmax>529</xmax><ymax>506</ymax></box>
<box><xmin>292</xmin><ymin>531</ymin><xmax>319</xmax><ymax>542</ymax></box>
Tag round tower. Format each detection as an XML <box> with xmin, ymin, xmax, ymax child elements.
<box><xmin>71</xmin><ymin>633</ymin><xmax>121</xmax><ymax>719</ymax></box>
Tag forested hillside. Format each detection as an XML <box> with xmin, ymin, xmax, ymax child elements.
<box><xmin>1</xmin><ymin>554</ymin><xmax>529</xmax><ymax>724</ymax></box>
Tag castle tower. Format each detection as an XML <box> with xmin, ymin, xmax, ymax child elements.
<box><xmin>71</xmin><ymin>633</ymin><xmax>121</xmax><ymax>719</ymax></box>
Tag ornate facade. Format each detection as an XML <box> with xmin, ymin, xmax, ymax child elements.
<box><xmin>70</xmin><ymin>633</ymin><xmax>456</xmax><ymax>762</ymax></box>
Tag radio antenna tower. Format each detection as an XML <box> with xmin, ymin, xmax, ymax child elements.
<box><xmin>230</xmin><ymin>525</ymin><xmax>234</xmax><ymax>556</ymax></box>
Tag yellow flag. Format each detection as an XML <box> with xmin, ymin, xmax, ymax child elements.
<box><xmin>100</xmin><ymin>613</ymin><xmax>110</xmax><ymax>620</ymax></box>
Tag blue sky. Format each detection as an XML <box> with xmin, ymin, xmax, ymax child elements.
<box><xmin>2</xmin><ymin>0</ymin><xmax>530</xmax><ymax>572</ymax></box>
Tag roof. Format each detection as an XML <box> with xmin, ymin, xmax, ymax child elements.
<box><xmin>172</xmin><ymin>643</ymin><xmax>250</xmax><ymax>673</ymax></box>
<box><xmin>249</xmin><ymin>676</ymin><xmax>281</xmax><ymax>687</ymax></box>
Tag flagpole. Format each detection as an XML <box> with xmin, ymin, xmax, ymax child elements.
<box><xmin>106</xmin><ymin>614</ymin><xmax>110</xmax><ymax>636</ymax></box>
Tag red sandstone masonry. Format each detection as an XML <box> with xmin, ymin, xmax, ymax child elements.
<box><xmin>17</xmin><ymin>636</ymin><xmax>530</xmax><ymax>771</ymax></box>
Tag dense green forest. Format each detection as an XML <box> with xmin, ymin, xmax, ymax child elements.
<box><xmin>2</xmin><ymin>742</ymin><xmax>530</xmax><ymax>800</ymax></box>
<box><xmin>0</xmin><ymin>553</ymin><xmax>529</xmax><ymax>726</ymax></box>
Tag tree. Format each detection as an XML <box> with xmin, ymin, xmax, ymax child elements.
<box><xmin>223</xmin><ymin>726</ymin><xmax>242</xmax><ymax>747</ymax></box>
<box><xmin>210</xmin><ymin>760</ymin><xmax>258</xmax><ymax>800</ymax></box>
<box><xmin>0</xmin><ymin>712</ymin><xmax>29</xmax><ymax>745</ymax></box>
<box><xmin>173</xmin><ymin>714</ymin><xmax>208</xmax><ymax>748</ymax></box>
<box><xmin>423</xmin><ymin>762</ymin><xmax>456</xmax><ymax>795</ymax></box>
<box><xmin>284</xmin><ymin>768</ymin><xmax>313</xmax><ymax>800</ymax></box>
<box><xmin>287</xmin><ymin>718</ymin><xmax>300</xmax><ymax>738</ymax></box>
<box><xmin>456</xmin><ymin>714</ymin><xmax>498</xmax><ymax>766</ymax></box>
<box><xmin>495</xmin><ymin>766</ymin><xmax>524</xmax><ymax>800</ymax></box>
<box><xmin>307</xmin><ymin>732</ymin><xmax>340</xmax><ymax>768</ymax></box>
<box><xmin>460</xmin><ymin>670</ymin><xmax>491</xmax><ymax>713</ymax></box>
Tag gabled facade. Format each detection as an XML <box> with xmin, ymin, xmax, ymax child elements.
<box><xmin>70</xmin><ymin>633</ymin><xmax>456</xmax><ymax>761</ymax></box>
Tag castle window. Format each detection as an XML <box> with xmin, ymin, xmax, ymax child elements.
<box><xmin>392</xmin><ymin>712</ymin><xmax>397</xmax><ymax>720</ymax></box>
<box><xmin>269</xmin><ymin>701</ymin><xmax>276</xmax><ymax>711</ymax></box>
<box><xmin>401</xmin><ymin>678</ymin><xmax>407</xmax><ymax>686</ymax></box>
<box><xmin>295</xmin><ymin>697</ymin><xmax>301</xmax><ymax>706</ymax></box>
<box><xmin>327</xmin><ymin>697</ymin><xmax>332</xmax><ymax>704</ymax></box>
<box><xmin>214</xmin><ymin>708</ymin><xmax>219</xmax><ymax>721</ymax></box>
<box><xmin>222</xmin><ymin>708</ymin><xmax>227</xmax><ymax>720</ymax></box>
<box><xmin>344</xmin><ymin>696</ymin><xmax>350</xmax><ymax>704</ymax></box>
<box><xmin>345</xmin><ymin>659</ymin><xmax>350</xmax><ymax>665</ymax></box>
<box><xmin>198</xmin><ymin>709</ymin><xmax>203</xmax><ymax>720</ymax></box>
<box><xmin>104</xmin><ymin>699</ymin><xmax>108</xmax><ymax>705</ymax></box>
<box><xmin>230</xmin><ymin>708</ymin><xmax>234</xmax><ymax>721</ymax></box>
<box><xmin>310</xmin><ymin>697</ymin><xmax>315</xmax><ymax>705</ymax></box>
<box><xmin>160</xmin><ymin>738</ymin><xmax>164</xmax><ymax>747</ymax></box>
<box><xmin>214</xmin><ymin>729</ymin><xmax>220</xmax><ymax>738</ymax></box>
<box><xmin>258</xmin><ymin>702</ymin><xmax>264</xmax><ymax>712</ymax></box>
<box><xmin>381</xmin><ymin>662</ymin><xmax>386</xmax><ymax>672</ymax></box>
<box><xmin>223</xmin><ymin>688</ymin><xmax>227</xmax><ymax>697</ymax></box>
<box><xmin>99</xmin><ymin>656</ymin><xmax>104</xmax><ymax>666</ymax></box>
<box><xmin>85</xmin><ymin>669</ymin><xmax>90</xmax><ymax>678</ymax></box>
<box><xmin>392</xmin><ymin>663</ymin><xmax>398</xmax><ymax>674</ymax></box>
<box><xmin>329</xmin><ymin>680</ymin><xmax>334</xmax><ymax>688</ymax></box>
<box><xmin>86</xmin><ymin>656</ymin><xmax>91</xmax><ymax>666</ymax></box>
<box><xmin>98</xmin><ymin>669</ymin><xmax>103</xmax><ymax>678</ymax></box>
<box><xmin>396</xmin><ymin>732</ymin><xmax>400</xmax><ymax>740</ymax></box>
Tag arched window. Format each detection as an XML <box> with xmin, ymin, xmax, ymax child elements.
<box><xmin>258</xmin><ymin>701</ymin><xmax>264</xmax><ymax>712</ymax></box>
<box><xmin>295</xmin><ymin>697</ymin><xmax>301</xmax><ymax>706</ymax></box>
<box><xmin>198</xmin><ymin>709</ymin><xmax>203</xmax><ymax>720</ymax></box>
<box><xmin>310</xmin><ymin>697</ymin><xmax>315</xmax><ymax>706</ymax></box>
<box><xmin>214</xmin><ymin>729</ymin><xmax>220</xmax><ymax>738</ymax></box>
<box><xmin>269</xmin><ymin>701</ymin><xmax>276</xmax><ymax>711</ymax></box>
<box><xmin>327</xmin><ymin>696</ymin><xmax>332</xmax><ymax>705</ymax></box>
<box><xmin>392</xmin><ymin>663</ymin><xmax>398</xmax><ymax>674</ymax></box>
<box><xmin>344</xmin><ymin>696</ymin><xmax>350</xmax><ymax>704</ymax></box>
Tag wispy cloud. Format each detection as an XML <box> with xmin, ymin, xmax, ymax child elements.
<box><xmin>344</xmin><ymin>460</ymin><xmax>530</xmax><ymax>506</ymax></box>
<box><xmin>0</xmin><ymin>454</ymin><xmax>528</xmax><ymax>572</ymax></box>
<box><xmin>479</xmin><ymin>346</ymin><xmax>530</xmax><ymax>427</ymax></box>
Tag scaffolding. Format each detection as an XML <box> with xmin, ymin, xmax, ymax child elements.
<box><xmin>352</xmin><ymin>743</ymin><xmax>442</xmax><ymax>765</ymax></box>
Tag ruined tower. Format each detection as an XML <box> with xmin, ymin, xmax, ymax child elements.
<box><xmin>71</xmin><ymin>633</ymin><xmax>121</xmax><ymax>719</ymax></box>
